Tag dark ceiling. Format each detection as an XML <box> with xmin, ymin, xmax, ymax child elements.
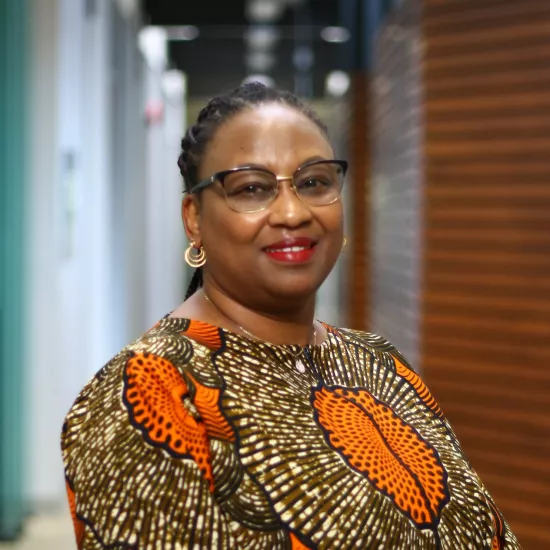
<box><xmin>142</xmin><ymin>0</ymin><xmax>349</xmax><ymax>97</ymax></box>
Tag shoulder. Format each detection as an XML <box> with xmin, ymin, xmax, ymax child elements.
<box><xmin>61</xmin><ymin>318</ymin><xmax>224</xmax><ymax>460</ymax></box>
<box><xmin>329</xmin><ymin>325</ymin><xmax>411</xmax><ymax>368</ymax></box>
<box><xmin>329</xmin><ymin>325</ymin><xmax>444</xmax><ymax>418</ymax></box>
<box><xmin>68</xmin><ymin>318</ymin><xmax>223</xmax><ymax>403</ymax></box>
<box><xmin>60</xmin><ymin>319</ymin><xmax>235</xmax><ymax>547</ymax></box>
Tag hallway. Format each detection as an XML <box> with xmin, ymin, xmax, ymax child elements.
<box><xmin>0</xmin><ymin>512</ymin><xmax>74</xmax><ymax>550</ymax></box>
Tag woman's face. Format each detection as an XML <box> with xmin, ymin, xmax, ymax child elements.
<box><xmin>183</xmin><ymin>103</ymin><xmax>344</xmax><ymax>309</ymax></box>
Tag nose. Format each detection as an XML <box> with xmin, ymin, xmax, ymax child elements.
<box><xmin>267</xmin><ymin>178</ymin><xmax>313</xmax><ymax>227</ymax></box>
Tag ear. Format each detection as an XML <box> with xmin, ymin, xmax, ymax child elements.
<box><xmin>182</xmin><ymin>195</ymin><xmax>202</xmax><ymax>246</ymax></box>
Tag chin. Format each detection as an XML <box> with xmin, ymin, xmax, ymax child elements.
<box><xmin>263</xmin><ymin>270</ymin><xmax>328</xmax><ymax>301</ymax></box>
<box><xmin>251</xmin><ymin>250</ymin><xmax>340</xmax><ymax>304</ymax></box>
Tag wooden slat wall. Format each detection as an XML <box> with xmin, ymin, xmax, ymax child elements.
<box><xmin>347</xmin><ymin>74</ymin><xmax>370</xmax><ymax>331</ymax></box>
<box><xmin>422</xmin><ymin>1</ymin><xmax>550</xmax><ymax>548</ymax></box>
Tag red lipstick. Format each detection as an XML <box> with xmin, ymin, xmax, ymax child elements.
<box><xmin>263</xmin><ymin>237</ymin><xmax>317</xmax><ymax>263</ymax></box>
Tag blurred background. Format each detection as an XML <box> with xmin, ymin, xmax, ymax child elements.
<box><xmin>0</xmin><ymin>0</ymin><xmax>549</xmax><ymax>548</ymax></box>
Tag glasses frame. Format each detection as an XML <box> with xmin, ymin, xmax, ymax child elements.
<box><xmin>188</xmin><ymin>159</ymin><xmax>348</xmax><ymax>213</ymax></box>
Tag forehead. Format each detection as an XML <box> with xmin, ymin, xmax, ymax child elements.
<box><xmin>200</xmin><ymin>103</ymin><xmax>333</xmax><ymax>175</ymax></box>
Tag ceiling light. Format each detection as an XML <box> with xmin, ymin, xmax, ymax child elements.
<box><xmin>246</xmin><ymin>26</ymin><xmax>280</xmax><ymax>51</ymax></box>
<box><xmin>246</xmin><ymin>51</ymin><xmax>276</xmax><ymax>72</ymax></box>
<box><xmin>320</xmin><ymin>26</ymin><xmax>350</xmax><ymax>44</ymax></box>
<box><xmin>167</xmin><ymin>25</ymin><xmax>200</xmax><ymax>41</ymax></box>
<box><xmin>246</xmin><ymin>0</ymin><xmax>284</xmax><ymax>23</ymax></box>
<box><xmin>326</xmin><ymin>70</ymin><xmax>351</xmax><ymax>97</ymax></box>
<box><xmin>138</xmin><ymin>27</ymin><xmax>168</xmax><ymax>70</ymax></box>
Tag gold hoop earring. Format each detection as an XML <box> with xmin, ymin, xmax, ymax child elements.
<box><xmin>185</xmin><ymin>242</ymin><xmax>206</xmax><ymax>268</ymax></box>
<box><xmin>342</xmin><ymin>235</ymin><xmax>348</xmax><ymax>250</ymax></box>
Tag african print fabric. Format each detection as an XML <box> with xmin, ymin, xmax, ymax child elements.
<box><xmin>61</xmin><ymin>318</ymin><xmax>521</xmax><ymax>549</ymax></box>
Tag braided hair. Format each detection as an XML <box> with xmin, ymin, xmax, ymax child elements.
<box><xmin>178</xmin><ymin>81</ymin><xmax>329</xmax><ymax>299</ymax></box>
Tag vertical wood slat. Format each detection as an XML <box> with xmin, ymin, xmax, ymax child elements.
<box><xmin>421</xmin><ymin>1</ymin><xmax>550</xmax><ymax>548</ymax></box>
<box><xmin>347</xmin><ymin>74</ymin><xmax>370</xmax><ymax>330</ymax></box>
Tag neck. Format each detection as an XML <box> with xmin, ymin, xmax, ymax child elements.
<box><xmin>201</xmin><ymin>280</ymin><xmax>317</xmax><ymax>347</ymax></box>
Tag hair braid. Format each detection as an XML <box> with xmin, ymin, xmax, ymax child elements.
<box><xmin>184</xmin><ymin>268</ymin><xmax>203</xmax><ymax>301</ymax></box>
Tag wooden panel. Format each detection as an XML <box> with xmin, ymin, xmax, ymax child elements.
<box><xmin>422</xmin><ymin>1</ymin><xmax>550</xmax><ymax>548</ymax></box>
<box><xmin>347</xmin><ymin>75</ymin><xmax>370</xmax><ymax>330</ymax></box>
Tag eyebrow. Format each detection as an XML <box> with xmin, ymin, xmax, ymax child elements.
<box><xmin>234</xmin><ymin>156</ymin><xmax>333</xmax><ymax>171</ymax></box>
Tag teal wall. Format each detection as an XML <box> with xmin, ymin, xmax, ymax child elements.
<box><xmin>0</xmin><ymin>0</ymin><xmax>28</xmax><ymax>539</ymax></box>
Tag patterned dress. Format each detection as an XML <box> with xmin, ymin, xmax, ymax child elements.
<box><xmin>61</xmin><ymin>318</ymin><xmax>521</xmax><ymax>549</ymax></box>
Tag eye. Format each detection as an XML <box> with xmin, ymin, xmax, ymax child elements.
<box><xmin>224</xmin><ymin>169</ymin><xmax>275</xmax><ymax>197</ymax></box>
<box><xmin>298</xmin><ymin>177</ymin><xmax>332</xmax><ymax>189</ymax></box>
<box><xmin>228</xmin><ymin>182</ymin><xmax>273</xmax><ymax>196</ymax></box>
<box><xmin>241</xmin><ymin>183</ymin><xmax>266</xmax><ymax>194</ymax></box>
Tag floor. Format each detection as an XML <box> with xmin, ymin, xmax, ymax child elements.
<box><xmin>0</xmin><ymin>511</ymin><xmax>75</xmax><ymax>550</ymax></box>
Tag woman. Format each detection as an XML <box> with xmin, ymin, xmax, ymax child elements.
<box><xmin>62</xmin><ymin>83</ymin><xmax>520</xmax><ymax>549</ymax></box>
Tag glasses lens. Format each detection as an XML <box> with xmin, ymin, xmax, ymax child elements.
<box><xmin>223</xmin><ymin>169</ymin><xmax>277</xmax><ymax>212</ymax></box>
<box><xmin>294</xmin><ymin>161</ymin><xmax>344</xmax><ymax>206</ymax></box>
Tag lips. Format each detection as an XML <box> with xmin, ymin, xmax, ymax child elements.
<box><xmin>263</xmin><ymin>237</ymin><xmax>317</xmax><ymax>263</ymax></box>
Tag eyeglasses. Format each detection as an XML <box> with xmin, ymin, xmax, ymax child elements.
<box><xmin>189</xmin><ymin>159</ymin><xmax>348</xmax><ymax>213</ymax></box>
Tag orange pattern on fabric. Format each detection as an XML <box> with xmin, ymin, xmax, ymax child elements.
<box><xmin>187</xmin><ymin>372</ymin><xmax>236</xmax><ymax>442</ymax></box>
<box><xmin>123</xmin><ymin>352</ymin><xmax>214</xmax><ymax>492</ymax></box>
<box><xmin>289</xmin><ymin>533</ymin><xmax>313</xmax><ymax>550</ymax></box>
<box><xmin>488</xmin><ymin>498</ymin><xmax>505</xmax><ymax>550</ymax></box>
<box><xmin>313</xmin><ymin>385</ymin><xmax>449</xmax><ymax>529</ymax></box>
<box><xmin>321</xmin><ymin>322</ymin><xmax>339</xmax><ymax>336</ymax></box>
<box><xmin>392</xmin><ymin>355</ymin><xmax>442</xmax><ymax>418</ymax></box>
<box><xmin>66</xmin><ymin>479</ymin><xmax>84</xmax><ymax>549</ymax></box>
<box><xmin>182</xmin><ymin>320</ymin><xmax>222</xmax><ymax>349</ymax></box>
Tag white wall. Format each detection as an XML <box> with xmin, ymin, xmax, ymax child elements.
<box><xmin>28</xmin><ymin>0</ymin><xmax>116</xmax><ymax>506</ymax></box>
<box><xmin>27</xmin><ymin>0</ymin><xmax>154</xmax><ymax>507</ymax></box>
<box><xmin>142</xmin><ymin>44</ymin><xmax>187</xmax><ymax>324</ymax></box>
<box><xmin>28</xmin><ymin>0</ymin><xmax>62</xmax><ymax>506</ymax></box>
<box><xmin>156</xmin><ymin>70</ymin><xmax>188</xmax><ymax>320</ymax></box>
